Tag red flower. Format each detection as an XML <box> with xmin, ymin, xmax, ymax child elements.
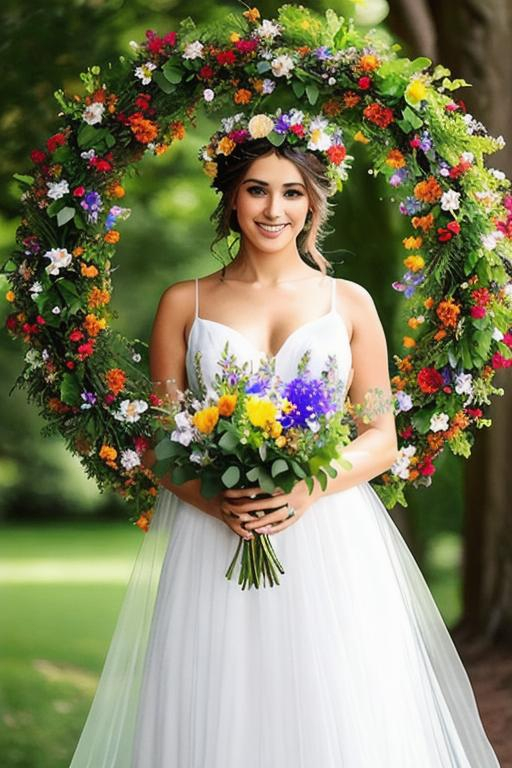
<box><xmin>36</xmin><ymin>315</ymin><xmax>45</xmax><ymax>325</ymax></box>
<box><xmin>437</xmin><ymin>220</ymin><xmax>460</xmax><ymax>242</ymax></box>
<box><xmin>419</xmin><ymin>456</ymin><xmax>436</xmax><ymax>476</ymax></box>
<box><xmin>465</xmin><ymin>407</ymin><xmax>483</xmax><ymax>419</ymax></box>
<box><xmin>399</xmin><ymin>425</ymin><xmax>414</xmax><ymax>439</ymax></box>
<box><xmin>471</xmin><ymin>287</ymin><xmax>491</xmax><ymax>306</ymax></box>
<box><xmin>198</xmin><ymin>65</ymin><xmax>215</xmax><ymax>80</ymax></box>
<box><xmin>358</xmin><ymin>76</ymin><xmax>372</xmax><ymax>90</ymax></box>
<box><xmin>502</xmin><ymin>331</ymin><xmax>512</xmax><ymax>347</ymax></box>
<box><xmin>471</xmin><ymin>305</ymin><xmax>486</xmax><ymax>319</ymax></box>
<box><xmin>290</xmin><ymin>123</ymin><xmax>306</xmax><ymax>138</ymax></box>
<box><xmin>135</xmin><ymin>93</ymin><xmax>152</xmax><ymax>110</ymax></box>
<box><xmin>73</xmin><ymin>185</ymin><xmax>85</xmax><ymax>197</ymax></box>
<box><xmin>215</xmin><ymin>50</ymin><xmax>237</xmax><ymax>66</ymax></box>
<box><xmin>69</xmin><ymin>329</ymin><xmax>84</xmax><ymax>342</ymax></box>
<box><xmin>234</xmin><ymin>39</ymin><xmax>258</xmax><ymax>54</ymax></box>
<box><xmin>409</xmin><ymin>136</ymin><xmax>421</xmax><ymax>149</ymax></box>
<box><xmin>363</xmin><ymin>103</ymin><xmax>394</xmax><ymax>128</ymax></box>
<box><xmin>47</xmin><ymin>132</ymin><xmax>67</xmax><ymax>153</ymax></box>
<box><xmin>104</xmin><ymin>393</ymin><xmax>116</xmax><ymax>405</ymax></box>
<box><xmin>6</xmin><ymin>314</ymin><xmax>18</xmax><ymax>331</ymax></box>
<box><xmin>31</xmin><ymin>149</ymin><xmax>46</xmax><ymax>164</ymax></box>
<box><xmin>77</xmin><ymin>340</ymin><xmax>95</xmax><ymax>360</ymax></box>
<box><xmin>145</xmin><ymin>29</ymin><xmax>177</xmax><ymax>55</ymax></box>
<box><xmin>65</xmin><ymin>360</ymin><xmax>75</xmax><ymax>370</ymax></box>
<box><xmin>134</xmin><ymin>435</ymin><xmax>152</xmax><ymax>453</ymax></box>
<box><xmin>326</xmin><ymin>144</ymin><xmax>347</xmax><ymax>165</ymax></box>
<box><xmin>492</xmin><ymin>352</ymin><xmax>512</xmax><ymax>369</ymax></box>
<box><xmin>417</xmin><ymin>366</ymin><xmax>444</xmax><ymax>394</ymax></box>
<box><xmin>449</xmin><ymin>159</ymin><xmax>471</xmax><ymax>179</ymax></box>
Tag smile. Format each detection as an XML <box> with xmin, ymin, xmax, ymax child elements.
<box><xmin>256</xmin><ymin>223</ymin><xmax>289</xmax><ymax>233</ymax></box>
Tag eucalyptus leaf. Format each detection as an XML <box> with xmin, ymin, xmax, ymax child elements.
<box><xmin>271</xmin><ymin>458</ymin><xmax>289</xmax><ymax>477</ymax></box>
<box><xmin>56</xmin><ymin>206</ymin><xmax>76</xmax><ymax>227</ymax></box>
<box><xmin>221</xmin><ymin>465</ymin><xmax>241</xmax><ymax>488</ymax></box>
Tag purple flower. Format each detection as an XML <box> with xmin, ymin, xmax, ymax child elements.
<box><xmin>279</xmin><ymin>376</ymin><xmax>334</xmax><ymax>429</ymax></box>
<box><xmin>396</xmin><ymin>390</ymin><xmax>413</xmax><ymax>412</ymax></box>
<box><xmin>80</xmin><ymin>191</ymin><xmax>103</xmax><ymax>224</ymax></box>
<box><xmin>389</xmin><ymin>167</ymin><xmax>409</xmax><ymax>187</ymax></box>
<box><xmin>274</xmin><ymin>114</ymin><xmax>292</xmax><ymax>134</ymax></box>
<box><xmin>314</xmin><ymin>46</ymin><xmax>332</xmax><ymax>60</ymax></box>
<box><xmin>399</xmin><ymin>196</ymin><xmax>423</xmax><ymax>216</ymax></box>
<box><xmin>419</xmin><ymin>130</ymin><xmax>432</xmax><ymax>152</ymax></box>
<box><xmin>80</xmin><ymin>390</ymin><xmax>97</xmax><ymax>409</ymax></box>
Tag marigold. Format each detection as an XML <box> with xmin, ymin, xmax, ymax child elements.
<box><xmin>193</xmin><ymin>405</ymin><xmax>219</xmax><ymax>434</ymax></box>
<box><xmin>234</xmin><ymin>88</ymin><xmax>252</xmax><ymax>104</ymax></box>
<box><xmin>403</xmin><ymin>336</ymin><xmax>416</xmax><ymax>348</ymax></box>
<box><xmin>104</xmin><ymin>230</ymin><xmax>120</xmax><ymax>244</ymax></box>
<box><xmin>88</xmin><ymin>287</ymin><xmax>111</xmax><ymax>308</ymax></box>
<box><xmin>343</xmin><ymin>91</ymin><xmax>361</xmax><ymax>108</ymax></box>
<box><xmin>242</xmin><ymin>7</ymin><xmax>261</xmax><ymax>23</ymax></box>
<box><xmin>83</xmin><ymin>313</ymin><xmax>107</xmax><ymax>337</ymax></box>
<box><xmin>407</xmin><ymin>316</ymin><xmax>423</xmax><ymax>329</ymax></box>
<box><xmin>397</xmin><ymin>355</ymin><xmax>413</xmax><ymax>373</ymax></box>
<box><xmin>5</xmin><ymin>290</ymin><xmax>15</xmax><ymax>302</ymax></box>
<box><xmin>414</xmin><ymin>176</ymin><xmax>442</xmax><ymax>203</ymax></box>
<box><xmin>403</xmin><ymin>255</ymin><xmax>425</xmax><ymax>272</ymax></box>
<box><xmin>81</xmin><ymin>262</ymin><xmax>99</xmax><ymax>278</ymax></box>
<box><xmin>105</xmin><ymin>367</ymin><xmax>127</xmax><ymax>395</ymax></box>
<box><xmin>135</xmin><ymin>514</ymin><xmax>151</xmax><ymax>532</ymax></box>
<box><xmin>72</xmin><ymin>246</ymin><xmax>85</xmax><ymax>257</ymax></box>
<box><xmin>391</xmin><ymin>375</ymin><xmax>406</xmax><ymax>390</ymax></box>
<box><xmin>359</xmin><ymin>53</ymin><xmax>380</xmax><ymax>72</ymax></box>
<box><xmin>427</xmin><ymin>432</ymin><xmax>445</xmax><ymax>452</ymax></box>
<box><xmin>434</xmin><ymin>328</ymin><xmax>447</xmax><ymax>341</ymax></box>
<box><xmin>128</xmin><ymin>113</ymin><xmax>158</xmax><ymax>144</ymax></box>
<box><xmin>217</xmin><ymin>136</ymin><xmax>236</xmax><ymax>156</ymax></box>
<box><xmin>424</xmin><ymin>296</ymin><xmax>434</xmax><ymax>309</ymax></box>
<box><xmin>217</xmin><ymin>393</ymin><xmax>237</xmax><ymax>417</ymax></box>
<box><xmin>403</xmin><ymin>236</ymin><xmax>423</xmax><ymax>249</ymax></box>
<box><xmin>363</xmin><ymin>103</ymin><xmax>394</xmax><ymax>128</ymax></box>
<box><xmin>386</xmin><ymin>148</ymin><xmax>406</xmax><ymax>169</ymax></box>
<box><xmin>99</xmin><ymin>444</ymin><xmax>118</xmax><ymax>468</ymax></box>
<box><xmin>322</xmin><ymin>99</ymin><xmax>342</xmax><ymax>117</ymax></box>
<box><xmin>436</xmin><ymin>297</ymin><xmax>461</xmax><ymax>328</ymax></box>
<box><xmin>452</xmin><ymin>410</ymin><xmax>470</xmax><ymax>429</ymax></box>
<box><xmin>411</xmin><ymin>213</ymin><xmax>434</xmax><ymax>231</ymax></box>
<box><xmin>409</xmin><ymin>469</ymin><xmax>421</xmax><ymax>481</ymax></box>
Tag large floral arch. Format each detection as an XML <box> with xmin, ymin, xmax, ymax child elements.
<box><xmin>3</xmin><ymin>4</ymin><xmax>512</xmax><ymax>531</ymax></box>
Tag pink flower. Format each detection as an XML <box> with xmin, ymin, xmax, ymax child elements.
<box><xmin>471</xmin><ymin>305</ymin><xmax>486</xmax><ymax>319</ymax></box>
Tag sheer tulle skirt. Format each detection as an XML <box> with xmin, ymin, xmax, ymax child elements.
<box><xmin>69</xmin><ymin>483</ymin><xmax>500</xmax><ymax>768</ymax></box>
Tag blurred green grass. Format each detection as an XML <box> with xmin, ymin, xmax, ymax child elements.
<box><xmin>0</xmin><ymin>521</ymin><xmax>462</xmax><ymax>768</ymax></box>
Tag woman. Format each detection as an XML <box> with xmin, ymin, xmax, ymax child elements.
<box><xmin>69</xmin><ymin>120</ymin><xmax>501</xmax><ymax>767</ymax></box>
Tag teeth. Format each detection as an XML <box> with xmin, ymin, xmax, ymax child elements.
<box><xmin>258</xmin><ymin>223</ymin><xmax>286</xmax><ymax>232</ymax></box>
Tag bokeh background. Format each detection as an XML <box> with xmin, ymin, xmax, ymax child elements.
<box><xmin>1</xmin><ymin>1</ymin><xmax>511</xmax><ymax>766</ymax></box>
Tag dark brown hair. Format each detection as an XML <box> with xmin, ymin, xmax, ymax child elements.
<box><xmin>208</xmin><ymin>139</ymin><xmax>336</xmax><ymax>274</ymax></box>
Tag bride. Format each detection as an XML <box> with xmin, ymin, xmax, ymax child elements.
<box><xmin>69</xmin><ymin>114</ymin><xmax>501</xmax><ymax>767</ymax></box>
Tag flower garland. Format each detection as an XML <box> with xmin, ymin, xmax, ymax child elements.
<box><xmin>2</xmin><ymin>3</ymin><xmax>512</xmax><ymax>529</ymax></box>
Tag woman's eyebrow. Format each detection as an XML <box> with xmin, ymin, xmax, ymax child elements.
<box><xmin>241</xmin><ymin>178</ymin><xmax>306</xmax><ymax>188</ymax></box>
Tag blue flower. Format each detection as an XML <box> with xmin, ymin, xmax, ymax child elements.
<box><xmin>279</xmin><ymin>376</ymin><xmax>334</xmax><ymax>428</ymax></box>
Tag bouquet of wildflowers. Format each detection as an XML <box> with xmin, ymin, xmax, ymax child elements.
<box><xmin>151</xmin><ymin>344</ymin><xmax>354</xmax><ymax>590</ymax></box>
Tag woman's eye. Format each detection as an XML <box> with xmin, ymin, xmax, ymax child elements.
<box><xmin>247</xmin><ymin>186</ymin><xmax>303</xmax><ymax>197</ymax></box>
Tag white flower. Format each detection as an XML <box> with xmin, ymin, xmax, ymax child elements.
<box><xmin>390</xmin><ymin>444</ymin><xmax>416</xmax><ymax>479</ymax></box>
<box><xmin>113</xmin><ymin>399</ymin><xmax>149</xmax><ymax>423</ymax></box>
<box><xmin>174</xmin><ymin>411</ymin><xmax>193</xmax><ymax>430</ymax></box>
<box><xmin>83</xmin><ymin>101</ymin><xmax>105</xmax><ymax>125</ymax></box>
<box><xmin>305</xmin><ymin>417</ymin><xmax>321</xmax><ymax>433</ymax></box>
<box><xmin>182</xmin><ymin>41</ymin><xmax>204</xmax><ymax>59</ymax></box>
<box><xmin>454</xmin><ymin>372</ymin><xmax>473</xmax><ymax>395</ymax></box>
<box><xmin>129</xmin><ymin>41</ymin><xmax>140</xmax><ymax>50</ymax></box>
<box><xmin>29</xmin><ymin>281</ymin><xmax>43</xmax><ymax>297</ymax></box>
<box><xmin>430</xmin><ymin>412</ymin><xmax>449</xmax><ymax>432</ymax></box>
<box><xmin>308</xmin><ymin>128</ymin><xmax>332</xmax><ymax>152</ymax></box>
<box><xmin>262</xmin><ymin>79</ymin><xmax>275</xmax><ymax>94</ymax></box>
<box><xmin>256</xmin><ymin>19</ymin><xmax>282</xmax><ymax>40</ymax></box>
<box><xmin>43</xmin><ymin>247</ymin><xmax>73</xmax><ymax>275</ymax></box>
<box><xmin>461</xmin><ymin>151</ymin><xmax>474</xmax><ymax>163</ymax></box>
<box><xmin>440</xmin><ymin>189</ymin><xmax>460</xmax><ymax>212</ymax></box>
<box><xmin>489</xmin><ymin>168</ymin><xmax>506</xmax><ymax>180</ymax></box>
<box><xmin>395</xmin><ymin>390</ymin><xmax>413</xmax><ymax>412</ymax></box>
<box><xmin>120</xmin><ymin>449</ymin><xmax>141</xmax><ymax>470</ymax></box>
<box><xmin>203</xmin><ymin>88</ymin><xmax>215</xmax><ymax>102</ymax></box>
<box><xmin>270</xmin><ymin>54</ymin><xmax>295</xmax><ymax>78</ymax></box>
<box><xmin>134</xmin><ymin>61</ymin><xmax>157</xmax><ymax>85</ymax></box>
<box><xmin>132</xmin><ymin>352</ymin><xmax>142</xmax><ymax>363</ymax></box>
<box><xmin>46</xmin><ymin>180</ymin><xmax>69</xmax><ymax>200</ymax></box>
<box><xmin>25</xmin><ymin>348</ymin><xmax>42</xmax><ymax>368</ymax></box>
<box><xmin>171</xmin><ymin>428</ymin><xmax>194</xmax><ymax>447</ymax></box>
<box><xmin>41</xmin><ymin>349</ymin><xmax>50</xmax><ymax>362</ymax></box>
<box><xmin>52</xmin><ymin>306</ymin><xmax>61</xmax><ymax>314</ymax></box>
<box><xmin>81</xmin><ymin>149</ymin><xmax>96</xmax><ymax>161</ymax></box>
<box><xmin>492</xmin><ymin>327</ymin><xmax>504</xmax><ymax>341</ymax></box>
<box><xmin>481</xmin><ymin>231</ymin><xmax>504</xmax><ymax>251</ymax></box>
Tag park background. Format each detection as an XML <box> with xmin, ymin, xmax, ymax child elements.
<box><xmin>0</xmin><ymin>0</ymin><xmax>511</xmax><ymax>766</ymax></box>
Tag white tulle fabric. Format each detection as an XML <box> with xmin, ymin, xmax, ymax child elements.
<box><xmin>69</xmin><ymin>276</ymin><xmax>500</xmax><ymax>767</ymax></box>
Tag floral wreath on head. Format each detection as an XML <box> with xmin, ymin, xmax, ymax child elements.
<box><xmin>2</xmin><ymin>3</ymin><xmax>512</xmax><ymax>532</ymax></box>
<box><xmin>198</xmin><ymin>107</ymin><xmax>353</xmax><ymax>195</ymax></box>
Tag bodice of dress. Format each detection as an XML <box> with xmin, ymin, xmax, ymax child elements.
<box><xmin>185</xmin><ymin>275</ymin><xmax>352</xmax><ymax>401</ymax></box>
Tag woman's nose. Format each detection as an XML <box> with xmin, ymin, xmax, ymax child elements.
<box><xmin>263</xmin><ymin>195</ymin><xmax>284</xmax><ymax>218</ymax></box>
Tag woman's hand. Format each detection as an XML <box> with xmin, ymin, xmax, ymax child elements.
<box><xmin>220</xmin><ymin>480</ymin><xmax>321</xmax><ymax>538</ymax></box>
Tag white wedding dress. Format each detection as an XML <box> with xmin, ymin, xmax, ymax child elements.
<box><xmin>69</xmin><ymin>275</ymin><xmax>501</xmax><ymax>767</ymax></box>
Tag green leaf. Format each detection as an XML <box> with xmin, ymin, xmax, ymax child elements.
<box><xmin>257</xmin><ymin>467</ymin><xmax>275</xmax><ymax>493</ymax></box>
<box><xmin>221</xmin><ymin>465</ymin><xmax>241</xmax><ymax>488</ymax></box>
<box><xmin>200</xmin><ymin>471</ymin><xmax>222</xmax><ymax>498</ymax></box>
<box><xmin>245</xmin><ymin>466</ymin><xmax>260</xmax><ymax>482</ymax></box>
<box><xmin>60</xmin><ymin>372</ymin><xmax>81</xmax><ymax>406</ymax></box>
<box><xmin>305</xmin><ymin>82</ymin><xmax>319</xmax><ymax>105</ymax></box>
<box><xmin>13</xmin><ymin>173</ymin><xmax>34</xmax><ymax>187</ymax></box>
<box><xmin>153</xmin><ymin>70</ymin><xmax>176</xmax><ymax>94</ymax></box>
<box><xmin>271</xmin><ymin>458</ymin><xmax>288</xmax><ymax>477</ymax></box>
<box><xmin>256</xmin><ymin>60</ymin><xmax>271</xmax><ymax>74</ymax></box>
<box><xmin>266</xmin><ymin>131</ymin><xmax>286</xmax><ymax>147</ymax></box>
<box><xmin>56</xmin><ymin>206</ymin><xmax>76</xmax><ymax>227</ymax></box>
<box><xmin>154</xmin><ymin>437</ymin><xmax>184</xmax><ymax>461</ymax></box>
<box><xmin>218</xmin><ymin>431</ymin><xmax>239</xmax><ymax>451</ymax></box>
<box><xmin>292</xmin><ymin>80</ymin><xmax>305</xmax><ymax>98</ymax></box>
<box><xmin>170</xmin><ymin>464</ymin><xmax>196</xmax><ymax>484</ymax></box>
<box><xmin>290</xmin><ymin>459</ymin><xmax>306</xmax><ymax>478</ymax></box>
<box><xmin>162</xmin><ymin>60</ymin><xmax>183</xmax><ymax>84</ymax></box>
<box><xmin>411</xmin><ymin>407</ymin><xmax>436</xmax><ymax>435</ymax></box>
<box><xmin>402</xmin><ymin>106</ymin><xmax>423</xmax><ymax>129</ymax></box>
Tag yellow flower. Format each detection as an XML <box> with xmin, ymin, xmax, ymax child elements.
<box><xmin>405</xmin><ymin>79</ymin><xmax>428</xmax><ymax>104</ymax></box>
<box><xmin>354</xmin><ymin>130</ymin><xmax>370</xmax><ymax>144</ymax></box>
<box><xmin>275</xmin><ymin>435</ymin><xmax>287</xmax><ymax>448</ymax></box>
<box><xmin>203</xmin><ymin>161</ymin><xmax>218</xmax><ymax>178</ymax></box>
<box><xmin>193</xmin><ymin>406</ymin><xmax>219</xmax><ymax>435</ymax></box>
<box><xmin>5</xmin><ymin>290</ymin><xmax>15</xmax><ymax>302</ymax></box>
<box><xmin>229</xmin><ymin>32</ymin><xmax>241</xmax><ymax>42</ymax></box>
<box><xmin>218</xmin><ymin>393</ymin><xmax>237</xmax><ymax>417</ymax></box>
<box><xmin>269</xmin><ymin>420</ymin><xmax>283</xmax><ymax>438</ymax></box>
<box><xmin>402</xmin><ymin>236</ymin><xmax>423</xmax><ymax>250</ymax></box>
<box><xmin>403</xmin><ymin>255</ymin><xmax>425</xmax><ymax>272</ymax></box>
<box><xmin>217</xmin><ymin>136</ymin><xmax>236</xmax><ymax>156</ymax></box>
<box><xmin>248</xmin><ymin>114</ymin><xmax>274</xmax><ymax>139</ymax></box>
<box><xmin>245</xmin><ymin>396</ymin><xmax>277</xmax><ymax>428</ymax></box>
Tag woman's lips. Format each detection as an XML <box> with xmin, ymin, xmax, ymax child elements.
<box><xmin>255</xmin><ymin>223</ymin><xmax>289</xmax><ymax>238</ymax></box>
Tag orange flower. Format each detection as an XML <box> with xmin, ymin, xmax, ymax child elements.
<box><xmin>386</xmin><ymin>148</ymin><xmax>406</xmax><ymax>168</ymax></box>
<box><xmin>411</xmin><ymin>213</ymin><xmax>434</xmax><ymax>232</ymax></box>
<box><xmin>105</xmin><ymin>367</ymin><xmax>127</xmax><ymax>395</ymax></box>
<box><xmin>398</xmin><ymin>356</ymin><xmax>413</xmax><ymax>373</ymax></box>
<box><xmin>234</xmin><ymin>88</ymin><xmax>252</xmax><ymax>104</ymax></box>
<box><xmin>403</xmin><ymin>235</ymin><xmax>423</xmax><ymax>249</ymax></box>
<box><xmin>83</xmin><ymin>313</ymin><xmax>107</xmax><ymax>337</ymax></box>
<box><xmin>322</xmin><ymin>99</ymin><xmax>342</xmax><ymax>117</ymax></box>
<box><xmin>170</xmin><ymin>121</ymin><xmax>185</xmax><ymax>140</ymax></box>
<box><xmin>427</xmin><ymin>433</ymin><xmax>445</xmax><ymax>451</ymax></box>
<box><xmin>436</xmin><ymin>297</ymin><xmax>461</xmax><ymax>328</ymax></box>
<box><xmin>218</xmin><ymin>393</ymin><xmax>237</xmax><ymax>417</ymax></box>
<box><xmin>81</xmin><ymin>262</ymin><xmax>99</xmax><ymax>278</ymax></box>
<box><xmin>414</xmin><ymin>176</ymin><xmax>442</xmax><ymax>203</ymax></box>
<box><xmin>193</xmin><ymin>406</ymin><xmax>219</xmax><ymax>434</ymax></box>
<box><xmin>403</xmin><ymin>255</ymin><xmax>425</xmax><ymax>272</ymax></box>
<box><xmin>88</xmin><ymin>287</ymin><xmax>111</xmax><ymax>308</ymax></box>
<box><xmin>408</xmin><ymin>469</ymin><xmax>420</xmax><ymax>481</ymax></box>
<box><xmin>128</xmin><ymin>113</ymin><xmax>158</xmax><ymax>144</ymax></box>
<box><xmin>343</xmin><ymin>91</ymin><xmax>361</xmax><ymax>108</ymax></box>
<box><xmin>154</xmin><ymin>143</ymin><xmax>169</xmax><ymax>156</ymax></box>
<box><xmin>296</xmin><ymin>46</ymin><xmax>311</xmax><ymax>57</ymax></box>
<box><xmin>403</xmin><ymin>336</ymin><xmax>416</xmax><ymax>348</ymax></box>
<box><xmin>106</xmin><ymin>183</ymin><xmax>125</xmax><ymax>198</ymax></box>
<box><xmin>104</xmin><ymin>230</ymin><xmax>120</xmax><ymax>244</ymax></box>
<box><xmin>99</xmin><ymin>444</ymin><xmax>118</xmax><ymax>469</ymax></box>
<box><xmin>135</xmin><ymin>514</ymin><xmax>151</xmax><ymax>532</ymax></box>
<box><xmin>242</xmin><ymin>7</ymin><xmax>261</xmax><ymax>22</ymax></box>
<box><xmin>452</xmin><ymin>410</ymin><xmax>470</xmax><ymax>429</ymax></box>
<box><xmin>391</xmin><ymin>375</ymin><xmax>406</xmax><ymax>390</ymax></box>
<box><xmin>424</xmin><ymin>296</ymin><xmax>434</xmax><ymax>309</ymax></box>
<box><xmin>433</xmin><ymin>328</ymin><xmax>447</xmax><ymax>341</ymax></box>
<box><xmin>5</xmin><ymin>290</ymin><xmax>15</xmax><ymax>302</ymax></box>
<box><xmin>359</xmin><ymin>53</ymin><xmax>380</xmax><ymax>72</ymax></box>
<box><xmin>407</xmin><ymin>316</ymin><xmax>423</xmax><ymax>329</ymax></box>
<box><xmin>73</xmin><ymin>246</ymin><xmax>85</xmax><ymax>257</ymax></box>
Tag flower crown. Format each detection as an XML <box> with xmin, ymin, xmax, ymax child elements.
<box><xmin>199</xmin><ymin>108</ymin><xmax>353</xmax><ymax>196</ymax></box>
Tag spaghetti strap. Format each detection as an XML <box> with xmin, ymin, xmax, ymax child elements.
<box><xmin>195</xmin><ymin>277</ymin><xmax>199</xmax><ymax>319</ymax></box>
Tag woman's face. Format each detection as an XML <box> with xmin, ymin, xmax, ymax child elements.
<box><xmin>232</xmin><ymin>152</ymin><xmax>311</xmax><ymax>251</ymax></box>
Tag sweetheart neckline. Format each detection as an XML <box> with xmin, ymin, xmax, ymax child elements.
<box><xmin>186</xmin><ymin>309</ymin><xmax>350</xmax><ymax>360</ymax></box>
